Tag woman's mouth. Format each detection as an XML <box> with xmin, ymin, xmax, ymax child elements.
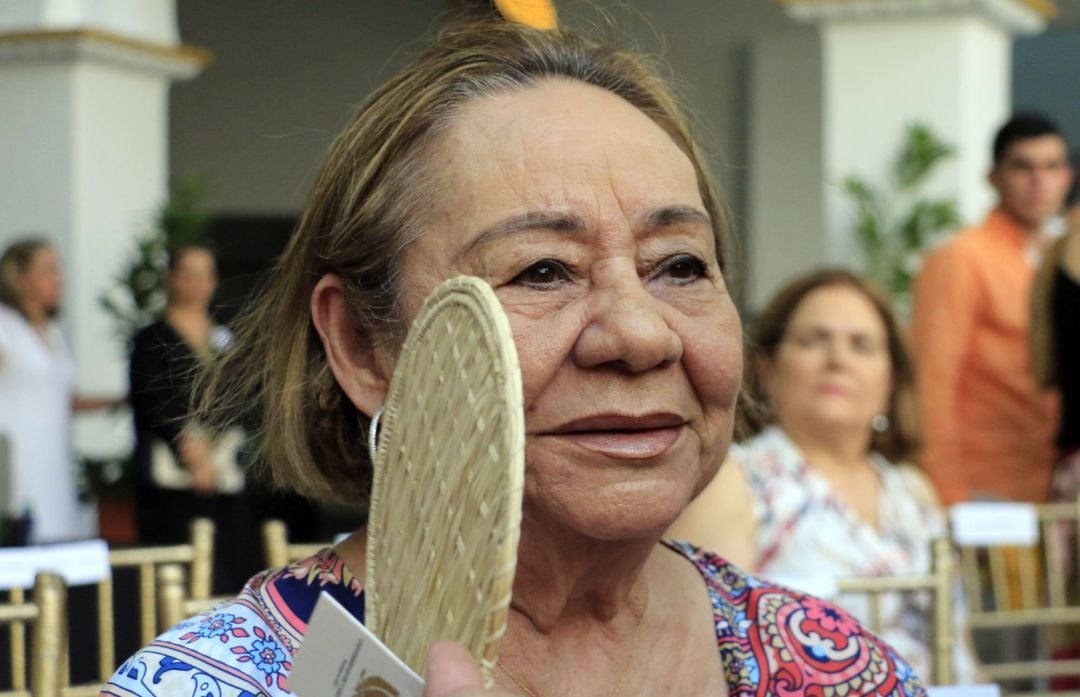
<box><xmin>542</xmin><ymin>413</ymin><xmax>687</xmax><ymax>460</ymax></box>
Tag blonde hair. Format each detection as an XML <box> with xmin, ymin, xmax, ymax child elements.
<box><xmin>747</xmin><ymin>268</ymin><xmax>921</xmax><ymax>463</ymax></box>
<box><xmin>0</xmin><ymin>238</ymin><xmax>52</xmax><ymax>317</ymax></box>
<box><xmin>198</xmin><ymin>20</ymin><xmax>737</xmax><ymax>504</ymax></box>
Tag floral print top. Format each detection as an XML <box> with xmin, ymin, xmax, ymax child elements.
<box><xmin>102</xmin><ymin>544</ymin><xmax>926</xmax><ymax>696</ymax></box>
<box><xmin>734</xmin><ymin>425</ymin><xmax>975</xmax><ymax>683</ymax></box>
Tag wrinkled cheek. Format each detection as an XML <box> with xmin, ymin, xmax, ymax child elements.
<box><xmin>686</xmin><ymin>332</ymin><xmax>743</xmax><ymax>421</ymax></box>
<box><xmin>507</xmin><ymin>309</ymin><xmax>584</xmax><ymax>409</ymax></box>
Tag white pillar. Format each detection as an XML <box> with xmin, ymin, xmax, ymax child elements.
<box><xmin>748</xmin><ymin>0</ymin><xmax>1050</xmax><ymax>308</ymax></box>
<box><xmin>0</xmin><ymin>1</ymin><xmax>208</xmax><ymax>459</ymax></box>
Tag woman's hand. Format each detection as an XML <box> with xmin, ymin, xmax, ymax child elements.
<box><xmin>423</xmin><ymin>641</ymin><xmax>517</xmax><ymax>697</ymax></box>
<box><xmin>178</xmin><ymin>428</ymin><xmax>217</xmax><ymax>495</ymax></box>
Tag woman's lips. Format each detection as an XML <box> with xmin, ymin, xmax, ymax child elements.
<box><xmin>538</xmin><ymin>413</ymin><xmax>688</xmax><ymax>460</ymax></box>
<box><xmin>548</xmin><ymin>425</ymin><xmax>686</xmax><ymax>460</ymax></box>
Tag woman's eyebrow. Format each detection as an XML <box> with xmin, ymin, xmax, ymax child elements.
<box><xmin>457</xmin><ymin>204</ymin><xmax>712</xmax><ymax>262</ymax></box>
<box><xmin>458</xmin><ymin>211</ymin><xmax>585</xmax><ymax>261</ymax></box>
<box><xmin>640</xmin><ymin>205</ymin><xmax>712</xmax><ymax>231</ymax></box>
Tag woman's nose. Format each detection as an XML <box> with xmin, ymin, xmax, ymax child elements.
<box><xmin>572</xmin><ymin>276</ymin><xmax>683</xmax><ymax>373</ymax></box>
<box><xmin>824</xmin><ymin>340</ymin><xmax>852</xmax><ymax>368</ymax></box>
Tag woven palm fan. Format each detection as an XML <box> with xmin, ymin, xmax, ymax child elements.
<box><xmin>365</xmin><ymin>276</ymin><xmax>525</xmax><ymax>685</ymax></box>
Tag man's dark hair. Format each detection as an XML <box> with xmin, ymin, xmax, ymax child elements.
<box><xmin>993</xmin><ymin>113</ymin><xmax>1066</xmax><ymax>165</ymax></box>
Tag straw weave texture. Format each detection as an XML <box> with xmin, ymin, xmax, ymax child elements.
<box><xmin>365</xmin><ymin>276</ymin><xmax>525</xmax><ymax>684</ymax></box>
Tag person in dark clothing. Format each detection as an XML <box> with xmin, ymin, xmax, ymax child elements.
<box><xmin>129</xmin><ymin>244</ymin><xmax>255</xmax><ymax>592</ymax></box>
<box><xmin>1032</xmin><ymin>167</ymin><xmax>1080</xmax><ymax>503</ymax></box>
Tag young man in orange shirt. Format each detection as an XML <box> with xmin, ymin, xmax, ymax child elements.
<box><xmin>913</xmin><ymin>114</ymin><xmax>1073</xmax><ymax>504</ymax></box>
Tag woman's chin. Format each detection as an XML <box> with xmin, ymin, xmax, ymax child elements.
<box><xmin>529</xmin><ymin>480</ymin><xmax>693</xmax><ymax>544</ymax></box>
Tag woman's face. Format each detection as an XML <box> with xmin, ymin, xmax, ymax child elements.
<box><xmin>399</xmin><ymin>80</ymin><xmax>743</xmax><ymax>540</ymax></box>
<box><xmin>167</xmin><ymin>248</ymin><xmax>217</xmax><ymax>308</ymax></box>
<box><xmin>761</xmin><ymin>284</ymin><xmax>892</xmax><ymax>439</ymax></box>
<box><xmin>17</xmin><ymin>246</ymin><xmax>62</xmax><ymax>317</ymax></box>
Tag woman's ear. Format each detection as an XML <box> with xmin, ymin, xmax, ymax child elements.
<box><xmin>311</xmin><ymin>274</ymin><xmax>390</xmax><ymax>417</ymax></box>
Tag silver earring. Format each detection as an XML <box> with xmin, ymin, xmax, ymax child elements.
<box><xmin>871</xmin><ymin>414</ymin><xmax>889</xmax><ymax>433</ymax></box>
<box><xmin>368</xmin><ymin>406</ymin><xmax>385</xmax><ymax>462</ymax></box>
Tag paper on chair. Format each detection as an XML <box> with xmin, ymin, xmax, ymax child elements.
<box><xmin>764</xmin><ymin>573</ymin><xmax>840</xmax><ymax>600</ymax></box>
<box><xmin>927</xmin><ymin>685</ymin><xmax>1001</xmax><ymax>697</ymax></box>
<box><xmin>949</xmin><ymin>503</ymin><xmax>1039</xmax><ymax>547</ymax></box>
<box><xmin>0</xmin><ymin>539</ymin><xmax>110</xmax><ymax>589</ymax></box>
<box><xmin>290</xmin><ymin>592</ymin><xmax>425</xmax><ymax>697</ymax></box>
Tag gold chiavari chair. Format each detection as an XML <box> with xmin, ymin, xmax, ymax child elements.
<box><xmin>0</xmin><ymin>572</ymin><xmax>67</xmax><ymax>697</ymax></box>
<box><xmin>155</xmin><ymin>564</ymin><xmax>234</xmax><ymax>630</ymax></box>
<box><xmin>0</xmin><ymin>519</ymin><xmax>213</xmax><ymax>696</ymax></box>
<box><xmin>156</xmin><ymin>518</ymin><xmax>339</xmax><ymax>630</ymax></box>
<box><xmin>838</xmin><ymin>538</ymin><xmax>957</xmax><ymax>686</ymax></box>
<box><xmin>0</xmin><ymin>541</ymin><xmax>109</xmax><ymax>697</ymax></box>
<box><xmin>261</xmin><ymin>519</ymin><xmax>332</xmax><ymax>568</ymax></box>
<box><xmin>55</xmin><ymin>518</ymin><xmax>215</xmax><ymax>697</ymax></box>
<box><xmin>953</xmin><ymin>499</ymin><xmax>1080</xmax><ymax>695</ymax></box>
<box><xmin>104</xmin><ymin>517</ymin><xmax>215</xmax><ymax>646</ymax></box>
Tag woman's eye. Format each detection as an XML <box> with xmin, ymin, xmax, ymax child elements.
<box><xmin>511</xmin><ymin>260</ymin><xmax>571</xmax><ymax>288</ymax></box>
<box><xmin>660</xmin><ymin>254</ymin><xmax>708</xmax><ymax>283</ymax></box>
<box><xmin>852</xmin><ymin>337</ymin><xmax>880</xmax><ymax>355</ymax></box>
<box><xmin>787</xmin><ymin>332</ymin><xmax>826</xmax><ymax>349</ymax></box>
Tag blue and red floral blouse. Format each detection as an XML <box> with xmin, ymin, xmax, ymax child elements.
<box><xmin>102</xmin><ymin>543</ymin><xmax>927</xmax><ymax>696</ymax></box>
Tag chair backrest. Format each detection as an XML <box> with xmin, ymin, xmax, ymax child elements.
<box><xmin>107</xmin><ymin>517</ymin><xmax>215</xmax><ymax>646</ymax></box>
<box><xmin>261</xmin><ymin>519</ymin><xmax>331</xmax><ymax>568</ymax></box>
<box><xmin>837</xmin><ymin>537</ymin><xmax>957</xmax><ymax>686</ymax></box>
<box><xmin>0</xmin><ymin>519</ymin><xmax>214</xmax><ymax>695</ymax></box>
<box><xmin>155</xmin><ymin>564</ymin><xmax>233</xmax><ymax>630</ymax></box>
<box><xmin>951</xmin><ymin>500</ymin><xmax>1080</xmax><ymax>689</ymax></box>
<box><xmin>0</xmin><ymin>572</ymin><xmax>67</xmax><ymax>697</ymax></box>
<box><xmin>0</xmin><ymin>541</ymin><xmax>108</xmax><ymax>695</ymax></box>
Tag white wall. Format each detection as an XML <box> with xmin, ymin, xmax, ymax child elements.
<box><xmin>748</xmin><ymin>32</ymin><xmax>824</xmax><ymax>309</ymax></box>
<box><xmin>0</xmin><ymin>61</ymin><xmax>77</xmax><ymax>270</ymax></box>
<box><xmin>0</xmin><ymin>0</ymin><xmax>178</xmax><ymax>43</ymax></box>
<box><xmin>823</xmin><ymin>14</ymin><xmax>1007</xmax><ymax>264</ymax></box>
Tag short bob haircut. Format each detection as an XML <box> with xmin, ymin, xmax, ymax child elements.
<box><xmin>198</xmin><ymin>20</ymin><xmax>739</xmax><ymax>505</ymax></box>
<box><xmin>746</xmin><ymin>268</ymin><xmax>921</xmax><ymax>464</ymax></box>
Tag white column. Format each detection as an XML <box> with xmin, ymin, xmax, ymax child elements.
<box><xmin>748</xmin><ymin>0</ymin><xmax>1050</xmax><ymax>308</ymax></box>
<box><xmin>0</xmin><ymin>1</ymin><xmax>208</xmax><ymax>459</ymax></box>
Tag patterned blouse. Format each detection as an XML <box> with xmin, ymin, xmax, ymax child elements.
<box><xmin>734</xmin><ymin>426</ymin><xmax>974</xmax><ymax>683</ymax></box>
<box><xmin>102</xmin><ymin>544</ymin><xmax>927</xmax><ymax>696</ymax></box>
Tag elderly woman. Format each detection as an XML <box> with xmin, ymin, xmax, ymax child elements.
<box><xmin>671</xmin><ymin>269</ymin><xmax>974</xmax><ymax>684</ymax></box>
<box><xmin>107</xmin><ymin>23</ymin><xmax>925</xmax><ymax>697</ymax></box>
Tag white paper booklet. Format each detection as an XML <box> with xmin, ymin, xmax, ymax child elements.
<box><xmin>927</xmin><ymin>686</ymin><xmax>1001</xmax><ymax>697</ymax></box>
<box><xmin>290</xmin><ymin>592</ymin><xmax>425</xmax><ymax>697</ymax></box>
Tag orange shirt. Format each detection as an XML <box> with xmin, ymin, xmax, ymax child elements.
<box><xmin>912</xmin><ymin>209</ymin><xmax>1059</xmax><ymax>504</ymax></box>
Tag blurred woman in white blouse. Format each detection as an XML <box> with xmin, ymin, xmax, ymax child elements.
<box><xmin>670</xmin><ymin>268</ymin><xmax>975</xmax><ymax>683</ymax></box>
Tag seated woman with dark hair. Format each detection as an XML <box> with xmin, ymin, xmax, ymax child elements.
<box><xmin>106</xmin><ymin>23</ymin><xmax>927</xmax><ymax>697</ymax></box>
<box><xmin>672</xmin><ymin>268</ymin><xmax>975</xmax><ymax>684</ymax></box>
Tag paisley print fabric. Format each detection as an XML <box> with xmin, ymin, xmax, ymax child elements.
<box><xmin>103</xmin><ymin>545</ymin><xmax>925</xmax><ymax>696</ymax></box>
<box><xmin>686</xmin><ymin>542</ymin><xmax>926</xmax><ymax>696</ymax></box>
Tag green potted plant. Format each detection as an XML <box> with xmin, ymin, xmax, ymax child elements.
<box><xmin>99</xmin><ymin>177</ymin><xmax>210</xmax><ymax>345</ymax></box>
<box><xmin>843</xmin><ymin>123</ymin><xmax>960</xmax><ymax>318</ymax></box>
